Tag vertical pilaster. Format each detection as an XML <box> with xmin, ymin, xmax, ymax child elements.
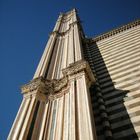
<box><xmin>63</xmin><ymin>93</ymin><xmax>69</xmax><ymax>140</ymax></box>
<box><xmin>33</xmin><ymin>32</ymin><xmax>57</xmax><ymax>79</ymax></box>
<box><xmin>76</xmin><ymin>72</ymin><xmax>96</xmax><ymax>140</ymax></box>
<box><xmin>54</xmin><ymin>97</ymin><xmax>64</xmax><ymax>140</ymax></box>
<box><xmin>31</xmin><ymin>101</ymin><xmax>45</xmax><ymax>139</ymax></box>
<box><xmin>69</xmin><ymin>80</ymin><xmax>76</xmax><ymax>140</ymax></box>
<box><xmin>18</xmin><ymin>96</ymin><xmax>36</xmax><ymax>139</ymax></box>
<box><xmin>38</xmin><ymin>102</ymin><xmax>49</xmax><ymax>140</ymax></box>
<box><xmin>8</xmin><ymin>98</ymin><xmax>28</xmax><ymax>140</ymax></box>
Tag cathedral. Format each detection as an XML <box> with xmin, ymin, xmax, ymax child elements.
<box><xmin>8</xmin><ymin>9</ymin><xmax>140</xmax><ymax>140</ymax></box>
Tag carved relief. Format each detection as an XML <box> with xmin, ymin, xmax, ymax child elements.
<box><xmin>63</xmin><ymin>59</ymin><xmax>95</xmax><ymax>83</ymax></box>
<box><xmin>21</xmin><ymin>60</ymin><xmax>95</xmax><ymax>101</ymax></box>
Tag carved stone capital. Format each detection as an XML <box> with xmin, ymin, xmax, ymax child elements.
<box><xmin>53</xmin><ymin>77</ymin><xmax>68</xmax><ymax>92</ymax></box>
<box><xmin>21</xmin><ymin>76</ymin><xmax>68</xmax><ymax>96</ymax></box>
<box><xmin>21</xmin><ymin>60</ymin><xmax>95</xmax><ymax>100</ymax></box>
<box><xmin>21</xmin><ymin>77</ymin><xmax>43</xmax><ymax>93</ymax></box>
<box><xmin>62</xmin><ymin>60</ymin><xmax>95</xmax><ymax>84</ymax></box>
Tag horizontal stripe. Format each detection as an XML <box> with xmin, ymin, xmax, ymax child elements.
<box><xmin>97</xmin><ymin>25</ymin><xmax>140</xmax><ymax>46</ymax></box>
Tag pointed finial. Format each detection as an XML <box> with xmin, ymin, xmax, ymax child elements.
<box><xmin>73</xmin><ymin>8</ymin><xmax>77</xmax><ymax>12</ymax></box>
<box><xmin>58</xmin><ymin>12</ymin><xmax>63</xmax><ymax>19</ymax></box>
<box><xmin>72</xmin><ymin>8</ymin><xmax>78</xmax><ymax>13</ymax></box>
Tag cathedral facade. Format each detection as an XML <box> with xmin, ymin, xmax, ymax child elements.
<box><xmin>8</xmin><ymin>9</ymin><xmax>140</xmax><ymax>140</ymax></box>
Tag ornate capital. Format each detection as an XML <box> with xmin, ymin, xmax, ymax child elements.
<box><xmin>21</xmin><ymin>76</ymin><xmax>68</xmax><ymax>95</ymax></box>
<box><xmin>21</xmin><ymin>77</ymin><xmax>41</xmax><ymax>93</ymax></box>
<box><xmin>62</xmin><ymin>60</ymin><xmax>95</xmax><ymax>83</ymax></box>
<box><xmin>21</xmin><ymin>60</ymin><xmax>95</xmax><ymax>100</ymax></box>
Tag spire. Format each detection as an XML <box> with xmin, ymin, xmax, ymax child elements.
<box><xmin>33</xmin><ymin>8</ymin><xmax>84</xmax><ymax>79</ymax></box>
<box><xmin>8</xmin><ymin>10</ymin><xmax>97</xmax><ymax>140</ymax></box>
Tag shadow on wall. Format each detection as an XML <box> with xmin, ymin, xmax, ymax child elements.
<box><xmin>83</xmin><ymin>40</ymin><xmax>138</xmax><ymax>140</ymax></box>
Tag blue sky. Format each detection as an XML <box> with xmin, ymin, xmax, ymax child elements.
<box><xmin>0</xmin><ymin>0</ymin><xmax>140</xmax><ymax>139</ymax></box>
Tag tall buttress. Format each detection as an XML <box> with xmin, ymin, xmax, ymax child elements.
<box><xmin>8</xmin><ymin>9</ymin><xmax>97</xmax><ymax>140</ymax></box>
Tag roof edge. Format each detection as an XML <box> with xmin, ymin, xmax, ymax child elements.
<box><xmin>91</xmin><ymin>19</ymin><xmax>140</xmax><ymax>42</ymax></box>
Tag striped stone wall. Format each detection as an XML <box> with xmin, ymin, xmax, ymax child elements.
<box><xmin>84</xmin><ymin>23</ymin><xmax>140</xmax><ymax>139</ymax></box>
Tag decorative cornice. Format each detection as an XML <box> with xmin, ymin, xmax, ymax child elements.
<box><xmin>21</xmin><ymin>77</ymin><xmax>41</xmax><ymax>93</ymax></box>
<box><xmin>21</xmin><ymin>77</ymin><xmax>68</xmax><ymax>94</ymax></box>
<box><xmin>91</xmin><ymin>19</ymin><xmax>140</xmax><ymax>42</ymax></box>
<box><xmin>21</xmin><ymin>77</ymin><xmax>52</xmax><ymax>94</ymax></box>
<box><xmin>21</xmin><ymin>60</ymin><xmax>95</xmax><ymax>100</ymax></box>
<box><xmin>62</xmin><ymin>59</ymin><xmax>95</xmax><ymax>83</ymax></box>
<box><xmin>63</xmin><ymin>60</ymin><xmax>88</xmax><ymax>75</ymax></box>
<box><xmin>54</xmin><ymin>77</ymin><xmax>68</xmax><ymax>92</ymax></box>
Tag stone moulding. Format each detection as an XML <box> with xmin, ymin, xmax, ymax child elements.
<box><xmin>50</xmin><ymin>21</ymin><xmax>80</xmax><ymax>37</ymax></box>
<box><xmin>21</xmin><ymin>77</ymin><xmax>68</xmax><ymax>95</ymax></box>
<box><xmin>21</xmin><ymin>77</ymin><xmax>46</xmax><ymax>94</ymax></box>
<box><xmin>62</xmin><ymin>59</ymin><xmax>95</xmax><ymax>82</ymax></box>
<box><xmin>21</xmin><ymin>60</ymin><xmax>95</xmax><ymax>100</ymax></box>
